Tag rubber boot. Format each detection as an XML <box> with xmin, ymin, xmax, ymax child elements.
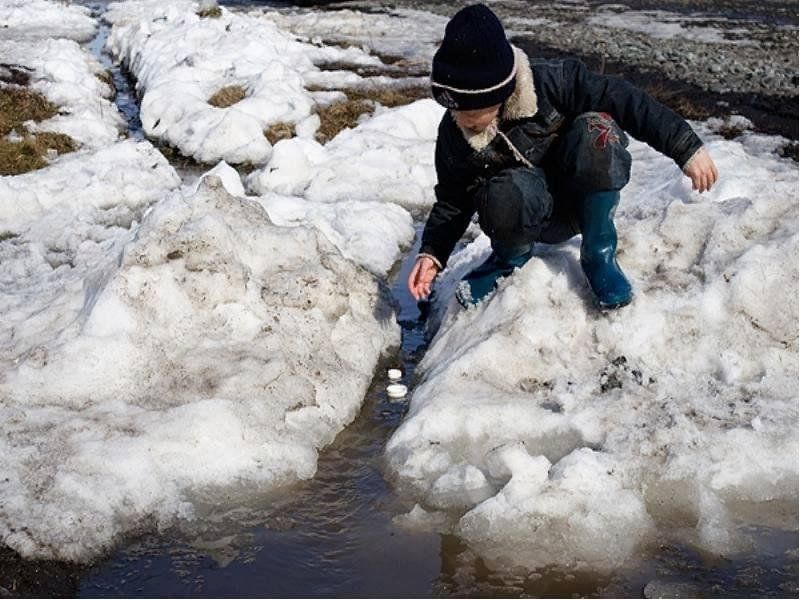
<box><xmin>456</xmin><ymin>242</ymin><xmax>533</xmax><ymax>307</ymax></box>
<box><xmin>578</xmin><ymin>190</ymin><xmax>632</xmax><ymax>309</ymax></box>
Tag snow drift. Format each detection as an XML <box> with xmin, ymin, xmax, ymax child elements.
<box><xmin>386</xmin><ymin>127</ymin><xmax>798</xmax><ymax>572</ymax></box>
<box><xmin>0</xmin><ymin>176</ymin><xmax>399</xmax><ymax>561</ymax></box>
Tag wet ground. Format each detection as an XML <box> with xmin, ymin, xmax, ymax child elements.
<box><xmin>0</xmin><ymin>0</ymin><xmax>797</xmax><ymax>597</ymax></box>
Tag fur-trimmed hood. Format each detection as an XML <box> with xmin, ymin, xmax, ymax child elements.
<box><xmin>456</xmin><ymin>46</ymin><xmax>538</xmax><ymax>151</ymax></box>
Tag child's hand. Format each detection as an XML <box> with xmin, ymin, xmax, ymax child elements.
<box><xmin>408</xmin><ymin>256</ymin><xmax>440</xmax><ymax>301</ymax></box>
<box><xmin>684</xmin><ymin>147</ymin><xmax>719</xmax><ymax>193</ymax></box>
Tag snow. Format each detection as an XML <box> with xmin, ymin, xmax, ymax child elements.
<box><xmin>105</xmin><ymin>0</ymin><xmax>409</xmax><ymax>165</ymax></box>
<box><xmin>0</xmin><ymin>37</ymin><xmax>125</xmax><ymax>149</ymax></box>
<box><xmin>0</xmin><ymin>175</ymin><xmax>400</xmax><ymax>561</ymax></box>
<box><xmin>247</xmin><ymin>99</ymin><xmax>444</xmax><ymax>212</ymax></box>
<box><xmin>0</xmin><ymin>0</ymin><xmax>97</xmax><ymax>42</ymax></box>
<box><xmin>386</xmin><ymin>126</ymin><xmax>798</xmax><ymax>571</ymax></box>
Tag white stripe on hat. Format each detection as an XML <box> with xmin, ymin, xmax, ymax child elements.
<box><xmin>430</xmin><ymin>49</ymin><xmax>518</xmax><ymax>95</ymax></box>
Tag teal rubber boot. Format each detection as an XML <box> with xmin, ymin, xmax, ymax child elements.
<box><xmin>578</xmin><ymin>191</ymin><xmax>632</xmax><ymax>309</ymax></box>
<box><xmin>456</xmin><ymin>242</ymin><xmax>533</xmax><ymax>307</ymax></box>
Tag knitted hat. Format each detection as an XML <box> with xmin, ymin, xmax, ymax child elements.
<box><xmin>431</xmin><ymin>4</ymin><xmax>516</xmax><ymax>111</ymax></box>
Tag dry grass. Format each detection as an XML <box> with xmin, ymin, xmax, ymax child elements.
<box><xmin>315</xmin><ymin>98</ymin><xmax>373</xmax><ymax>144</ymax></box>
<box><xmin>95</xmin><ymin>69</ymin><xmax>114</xmax><ymax>89</ymax></box>
<box><xmin>0</xmin><ymin>131</ymin><xmax>76</xmax><ymax>176</ymax></box>
<box><xmin>348</xmin><ymin>85</ymin><xmax>430</xmax><ymax>108</ymax></box>
<box><xmin>208</xmin><ymin>85</ymin><xmax>246</xmax><ymax>108</ymax></box>
<box><xmin>197</xmin><ymin>6</ymin><xmax>222</xmax><ymax>18</ymax></box>
<box><xmin>316</xmin><ymin>61</ymin><xmax>407</xmax><ymax>79</ymax></box>
<box><xmin>0</xmin><ymin>86</ymin><xmax>58</xmax><ymax>136</ymax></box>
<box><xmin>0</xmin><ymin>86</ymin><xmax>77</xmax><ymax>175</ymax></box>
<box><xmin>264</xmin><ymin>122</ymin><xmax>296</xmax><ymax>145</ymax></box>
<box><xmin>312</xmin><ymin>85</ymin><xmax>431</xmax><ymax>143</ymax></box>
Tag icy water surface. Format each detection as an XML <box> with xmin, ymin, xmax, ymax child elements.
<box><xmin>3</xmin><ymin>1</ymin><xmax>794</xmax><ymax>597</ymax></box>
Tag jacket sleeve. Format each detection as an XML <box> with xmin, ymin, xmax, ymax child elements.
<box><xmin>419</xmin><ymin>121</ymin><xmax>476</xmax><ymax>269</ymax></box>
<box><xmin>556</xmin><ymin>59</ymin><xmax>704</xmax><ymax>169</ymax></box>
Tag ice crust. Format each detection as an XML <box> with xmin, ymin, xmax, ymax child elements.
<box><xmin>386</xmin><ymin>128</ymin><xmax>798</xmax><ymax>571</ymax></box>
<box><xmin>0</xmin><ymin>0</ymin><xmax>97</xmax><ymax>42</ymax></box>
<box><xmin>105</xmin><ymin>0</ymin><xmax>395</xmax><ymax>165</ymax></box>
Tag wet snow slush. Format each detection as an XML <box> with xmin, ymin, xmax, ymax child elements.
<box><xmin>1</xmin><ymin>1</ymin><xmax>796</xmax><ymax>597</ymax></box>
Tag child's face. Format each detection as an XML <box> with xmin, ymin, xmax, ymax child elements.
<box><xmin>452</xmin><ymin>104</ymin><xmax>501</xmax><ymax>134</ymax></box>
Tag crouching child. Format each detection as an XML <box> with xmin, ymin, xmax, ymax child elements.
<box><xmin>408</xmin><ymin>3</ymin><xmax>719</xmax><ymax>309</ymax></box>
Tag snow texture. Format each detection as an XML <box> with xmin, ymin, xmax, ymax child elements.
<box><xmin>386</xmin><ymin>127</ymin><xmax>798</xmax><ymax>572</ymax></box>
<box><xmin>247</xmin><ymin>99</ymin><xmax>444</xmax><ymax>212</ymax></box>
<box><xmin>0</xmin><ymin>37</ymin><xmax>125</xmax><ymax>150</ymax></box>
<box><xmin>105</xmin><ymin>0</ymin><xmax>396</xmax><ymax>165</ymax></box>
<box><xmin>0</xmin><ymin>0</ymin><xmax>97</xmax><ymax>42</ymax></box>
<box><xmin>0</xmin><ymin>176</ymin><xmax>399</xmax><ymax>561</ymax></box>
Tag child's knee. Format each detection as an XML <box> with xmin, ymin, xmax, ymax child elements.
<box><xmin>558</xmin><ymin>112</ymin><xmax>632</xmax><ymax>193</ymax></box>
<box><xmin>473</xmin><ymin>167</ymin><xmax>553</xmax><ymax>245</ymax></box>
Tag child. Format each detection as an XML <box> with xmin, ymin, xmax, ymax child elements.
<box><xmin>408</xmin><ymin>3</ymin><xmax>718</xmax><ymax>308</ymax></box>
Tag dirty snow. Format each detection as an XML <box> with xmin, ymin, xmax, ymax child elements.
<box><xmin>387</xmin><ymin>126</ymin><xmax>798</xmax><ymax>572</ymax></box>
<box><xmin>0</xmin><ymin>0</ymin><xmax>795</xmax><ymax>578</ymax></box>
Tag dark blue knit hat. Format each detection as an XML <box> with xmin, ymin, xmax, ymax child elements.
<box><xmin>431</xmin><ymin>4</ymin><xmax>516</xmax><ymax>111</ymax></box>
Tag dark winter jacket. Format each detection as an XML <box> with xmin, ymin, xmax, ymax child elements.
<box><xmin>419</xmin><ymin>47</ymin><xmax>704</xmax><ymax>268</ymax></box>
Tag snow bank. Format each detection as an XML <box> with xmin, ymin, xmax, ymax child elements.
<box><xmin>247</xmin><ymin>99</ymin><xmax>444</xmax><ymax>212</ymax></box>
<box><xmin>0</xmin><ymin>0</ymin><xmax>97</xmax><ymax>42</ymax></box>
<box><xmin>0</xmin><ymin>37</ymin><xmax>125</xmax><ymax>149</ymax></box>
<box><xmin>105</xmin><ymin>0</ymin><xmax>391</xmax><ymax>165</ymax></box>
<box><xmin>0</xmin><ymin>176</ymin><xmax>399</xmax><ymax>561</ymax></box>
<box><xmin>0</xmin><ymin>139</ymin><xmax>180</xmax><ymax>374</ymax></box>
<box><xmin>386</xmin><ymin>128</ymin><xmax>798</xmax><ymax>572</ymax></box>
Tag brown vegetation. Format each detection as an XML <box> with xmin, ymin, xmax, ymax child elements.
<box><xmin>264</xmin><ymin>122</ymin><xmax>296</xmax><ymax>145</ymax></box>
<box><xmin>312</xmin><ymin>85</ymin><xmax>430</xmax><ymax>143</ymax></box>
<box><xmin>208</xmin><ymin>85</ymin><xmax>246</xmax><ymax>108</ymax></box>
<box><xmin>315</xmin><ymin>98</ymin><xmax>373</xmax><ymax>144</ymax></box>
<box><xmin>0</xmin><ymin>86</ymin><xmax>77</xmax><ymax>175</ymax></box>
<box><xmin>197</xmin><ymin>6</ymin><xmax>222</xmax><ymax>18</ymax></box>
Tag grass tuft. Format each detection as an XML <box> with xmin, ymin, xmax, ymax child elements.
<box><xmin>0</xmin><ymin>86</ymin><xmax>59</xmax><ymax>136</ymax></box>
<box><xmin>264</xmin><ymin>122</ymin><xmax>296</xmax><ymax>144</ymax></box>
<box><xmin>315</xmin><ymin>98</ymin><xmax>372</xmax><ymax>144</ymax></box>
<box><xmin>0</xmin><ymin>132</ymin><xmax>76</xmax><ymax>176</ymax></box>
<box><xmin>208</xmin><ymin>85</ymin><xmax>246</xmax><ymax>108</ymax></box>
<box><xmin>197</xmin><ymin>7</ymin><xmax>222</xmax><ymax>18</ymax></box>
<box><xmin>0</xmin><ymin>86</ymin><xmax>77</xmax><ymax>175</ymax></box>
<box><xmin>312</xmin><ymin>85</ymin><xmax>430</xmax><ymax>143</ymax></box>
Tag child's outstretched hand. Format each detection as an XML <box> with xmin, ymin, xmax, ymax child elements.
<box><xmin>684</xmin><ymin>147</ymin><xmax>719</xmax><ymax>193</ymax></box>
<box><xmin>408</xmin><ymin>256</ymin><xmax>440</xmax><ymax>301</ymax></box>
